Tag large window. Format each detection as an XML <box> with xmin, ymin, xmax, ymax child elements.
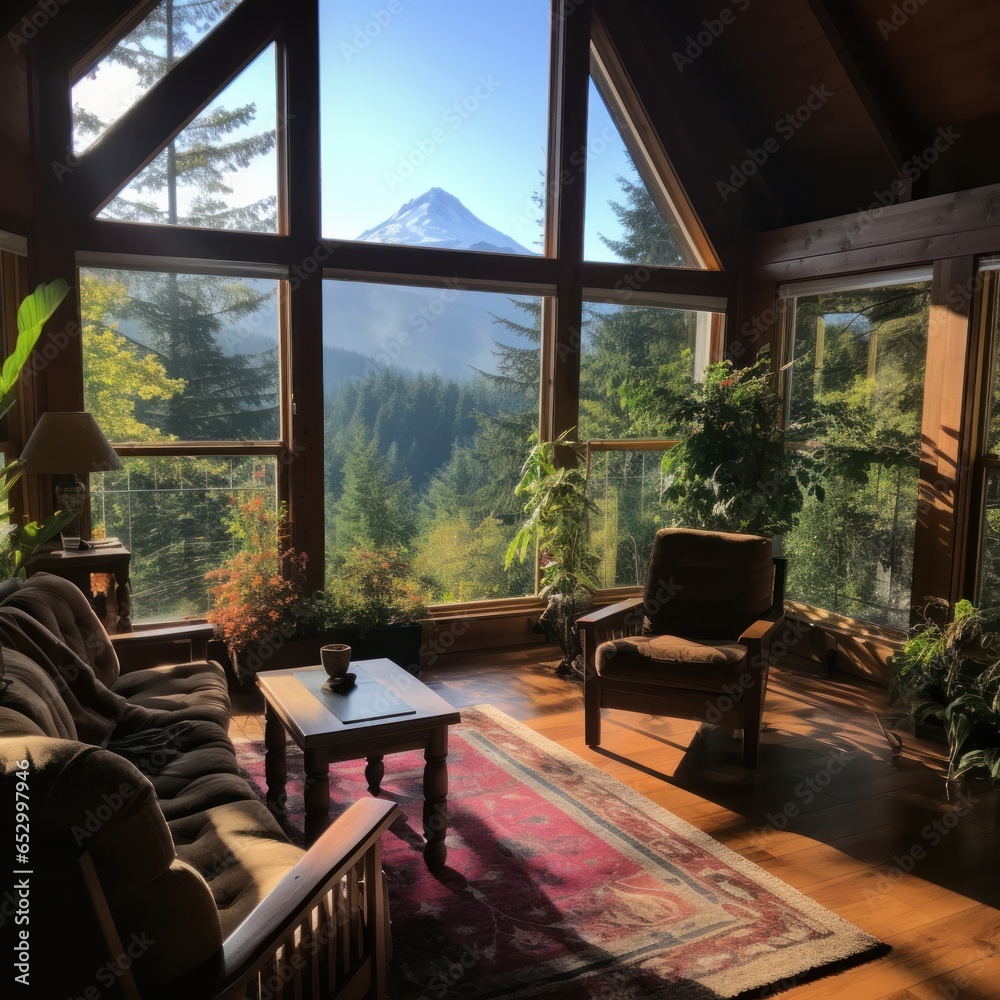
<box><xmin>320</xmin><ymin>0</ymin><xmax>551</xmax><ymax>254</ymax></box>
<box><xmin>323</xmin><ymin>279</ymin><xmax>544</xmax><ymax>603</ymax></box>
<box><xmin>780</xmin><ymin>271</ymin><xmax>932</xmax><ymax>630</ymax></box>
<box><xmin>72</xmin><ymin>0</ymin><xmax>246</xmax><ymax>154</ymax></box>
<box><xmin>80</xmin><ymin>264</ymin><xmax>283</xmax><ymax>621</ymax></box>
<box><xmin>58</xmin><ymin>2</ymin><xmax>721</xmax><ymax>623</ymax></box>
<box><xmin>92</xmin><ymin>456</ymin><xmax>277</xmax><ymax>621</ymax></box>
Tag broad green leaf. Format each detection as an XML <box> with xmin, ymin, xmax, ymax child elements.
<box><xmin>1</xmin><ymin>280</ymin><xmax>69</xmax><ymax>396</ymax></box>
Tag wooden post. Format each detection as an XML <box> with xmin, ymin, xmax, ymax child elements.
<box><xmin>911</xmin><ymin>256</ymin><xmax>979</xmax><ymax>621</ymax></box>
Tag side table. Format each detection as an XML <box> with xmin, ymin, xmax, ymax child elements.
<box><xmin>27</xmin><ymin>543</ymin><xmax>132</xmax><ymax>633</ymax></box>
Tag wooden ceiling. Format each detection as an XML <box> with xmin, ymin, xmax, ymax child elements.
<box><xmin>601</xmin><ymin>0</ymin><xmax>1000</xmax><ymax>256</ymax></box>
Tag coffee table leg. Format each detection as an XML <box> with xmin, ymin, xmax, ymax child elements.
<box><xmin>304</xmin><ymin>747</ymin><xmax>331</xmax><ymax>847</ymax></box>
<box><xmin>264</xmin><ymin>706</ymin><xmax>287</xmax><ymax>819</ymax></box>
<box><xmin>365</xmin><ymin>755</ymin><xmax>385</xmax><ymax>795</ymax></box>
<box><xmin>423</xmin><ymin>726</ymin><xmax>449</xmax><ymax>871</ymax></box>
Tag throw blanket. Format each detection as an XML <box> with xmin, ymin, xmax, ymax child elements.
<box><xmin>0</xmin><ymin>606</ymin><xmax>125</xmax><ymax>745</ymax></box>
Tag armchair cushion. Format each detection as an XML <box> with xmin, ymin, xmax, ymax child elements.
<box><xmin>169</xmin><ymin>798</ymin><xmax>306</xmax><ymax>935</ymax></box>
<box><xmin>598</xmin><ymin>634</ymin><xmax>747</xmax><ymax>689</ymax></box>
<box><xmin>643</xmin><ymin>527</ymin><xmax>774</xmax><ymax>639</ymax></box>
<box><xmin>1</xmin><ymin>735</ymin><xmax>223</xmax><ymax>995</ymax></box>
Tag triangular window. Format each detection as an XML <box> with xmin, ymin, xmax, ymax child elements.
<box><xmin>72</xmin><ymin>0</ymin><xmax>246</xmax><ymax>155</ymax></box>
<box><xmin>584</xmin><ymin>45</ymin><xmax>712</xmax><ymax>269</ymax></box>
<box><xmin>96</xmin><ymin>44</ymin><xmax>278</xmax><ymax>233</ymax></box>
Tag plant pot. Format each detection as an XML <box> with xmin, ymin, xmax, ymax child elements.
<box><xmin>234</xmin><ymin>624</ymin><xmax>424</xmax><ymax>680</ymax></box>
<box><xmin>321</xmin><ymin>624</ymin><xmax>424</xmax><ymax>677</ymax></box>
<box><xmin>234</xmin><ymin>636</ymin><xmax>331</xmax><ymax>680</ymax></box>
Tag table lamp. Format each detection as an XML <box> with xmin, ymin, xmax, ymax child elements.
<box><xmin>19</xmin><ymin>411</ymin><xmax>123</xmax><ymax>550</ymax></box>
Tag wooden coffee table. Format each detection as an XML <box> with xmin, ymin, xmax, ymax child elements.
<box><xmin>256</xmin><ymin>658</ymin><xmax>461</xmax><ymax>869</ymax></box>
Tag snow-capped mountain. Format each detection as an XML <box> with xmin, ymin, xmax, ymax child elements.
<box><xmin>356</xmin><ymin>187</ymin><xmax>535</xmax><ymax>255</ymax></box>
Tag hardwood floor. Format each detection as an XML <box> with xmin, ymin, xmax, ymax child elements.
<box><xmin>232</xmin><ymin>646</ymin><xmax>1000</xmax><ymax>999</ymax></box>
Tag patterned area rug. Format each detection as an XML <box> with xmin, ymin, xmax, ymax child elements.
<box><xmin>234</xmin><ymin>704</ymin><xmax>886</xmax><ymax>998</ymax></box>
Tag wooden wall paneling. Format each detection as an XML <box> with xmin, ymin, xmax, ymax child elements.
<box><xmin>910</xmin><ymin>256</ymin><xmax>978</xmax><ymax>619</ymax></box>
<box><xmin>0</xmin><ymin>41</ymin><xmax>33</xmax><ymax>222</ymax></box>
<box><xmin>29</xmin><ymin>35</ymin><xmax>81</xmax><ymax>423</ymax></box>
<box><xmin>284</xmin><ymin>1</ymin><xmax>324</xmax><ymax>595</ymax></box>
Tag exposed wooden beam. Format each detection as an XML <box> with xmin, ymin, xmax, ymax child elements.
<box><xmin>804</xmin><ymin>0</ymin><xmax>925</xmax><ymax>183</ymax></box>
<box><xmin>547</xmin><ymin>0</ymin><xmax>591</xmax><ymax>443</ymax></box>
<box><xmin>283</xmin><ymin>0</ymin><xmax>325</xmax><ymax>594</ymax></box>
<box><xmin>51</xmin><ymin>0</ymin><xmax>284</xmax><ymax>220</ymax></box>
<box><xmin>595</xmin><ymin>0</ymin><xmax>784</xmax><ymax>254</ymax></box>
<box><xmin>75</xmin><ymin>218</ymin><xmax>293</xmax><ymax>264</ymax></box>
<box><xmin>751</xmin><ymin>183</ymin><xmax>1000</xmax><ymax>265</ymax></box>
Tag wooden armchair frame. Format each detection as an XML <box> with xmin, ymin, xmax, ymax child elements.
<box><xmin>578</xmin><ymin>558</ymin><xmax>787</xmax><ymax>768</ymax></box>
<box><xmin>83</xmin><ymin>798</ymin><xmax>399</xmax><ymax>1000</ymax></box>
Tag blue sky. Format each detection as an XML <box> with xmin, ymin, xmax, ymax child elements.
<box><xmin>320</xmin><ymin>0</ymin><xmax>634</xmax><ymax>258</ymax></box>
<box><xmin>74</xmin><ymin>0</ymin><xmax>641</xmax><ymax>260</ymax></box>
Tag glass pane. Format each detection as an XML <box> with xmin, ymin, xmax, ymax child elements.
<box><xmin>784</xmin><ymin>278</ymin><xmax>931</xmax><ymax>630</ymax></box>
<box><xmin>91</xmin><ymin>455</ymin><xmax>277</xmax><ymax>622</ymax></box>
<box><xmin>584</xmin><ymin>64</ymin><xmax>701</xmax><ymax>267</ymax></box>
<box><xmin>81</xmin><ymin>267</ymin><xmax>280</xmax><ymax>443</ymax></box>
<box><xmin>323</xmin><ymin>279</ymin><xmax>542</xmax><ymax>603</ymax></box>
<box><xmin>978</xmin><ymin>469</ymin><xmax>1000</xmax><ymax>605</ymax></box>
<box><xmin>73</xmin><ymin>0</ymin><xmax>245</xmax><ymax>155</ymax></box>
<box><xmin>97</xmin><ymin>45</ymin><xmax>278</xmax><ymax>233</ymax></box>
<box><xmin>578</xmin><ymin>301</ymin><xmax>716</xmax><ymax>440</ymax></box>
<box><xmin>321</xmin><ymin>0</ymin><xmax>550</xmax><ymax>254</ymax></box>
<box><xmin>589</xmin><ymin>448</ymin><xmax>670</xmax><ymax>588</ymax></box>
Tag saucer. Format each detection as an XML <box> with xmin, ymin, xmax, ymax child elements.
<box><xmin>322</xmin><ymin>671</ymin><xmax>357</xmax><ymax>693</ymax></box>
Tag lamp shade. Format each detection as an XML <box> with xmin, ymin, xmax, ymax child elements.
<box><xmin>19</xmin><ymin>412</ymin><xmax>123</xmax><ymax>475</ymax></box>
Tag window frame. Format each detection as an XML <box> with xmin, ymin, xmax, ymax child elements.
<box><xmin>37</xmin><ymin>0</ymin><xmax>731</xmax><ymax>623</ymax></box>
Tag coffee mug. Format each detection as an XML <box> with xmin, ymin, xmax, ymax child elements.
<box><xmin>320</xmin><ymin>643</ymin><xmax>352</xmax><ymax>679</ymax></box>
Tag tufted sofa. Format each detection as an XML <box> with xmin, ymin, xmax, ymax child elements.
<box><xmin>0</xmin><ymin>572</ymin><xmax>397</xmax><ymax>999</ymax></box>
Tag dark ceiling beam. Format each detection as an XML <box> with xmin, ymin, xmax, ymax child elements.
<box><xmin>51</xmin><ymin>0</ymin><xmax>283</xmax><ymax>221</ymax></box>
<box><xmin>804</xmin><ymin>0</ymin><xmax>925</xmax><ymax>181</ymax></box>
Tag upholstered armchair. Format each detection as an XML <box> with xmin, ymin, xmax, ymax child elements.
<box><xmin>578</xmin><ymin>528</ymin><xmax>786</xmax><ymax>768</ymax></box>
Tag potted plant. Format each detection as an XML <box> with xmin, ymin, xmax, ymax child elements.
<box><xmin>505</xmin><ymin>430</ymin><xmax>600</xmax><ymax>677</ymax></box>
<box><xmin>206</xmin><ymin>497</ymin><xmax>317</xmax><ymax>679</ymax></box>
<box><xmin>626</xmin><ymin>347</ymin><xmax>812</xmax><ymax>538</ymax></box>
<box><xmin>0</xmin><ymin>280</ymin><xmax>78</xmax><ymax>577</ymax></box>
<box><xmin>890</xmin><ymin>599</ymin><xmax>1000</xmax><ymax>782</ymax></box>
<box><xmin>207</xmin><ymin>500</ymin><xmax>429</xmax><ymax>680</ymax></box>
<box><xmin>320</xmin><ymin>547</ymin><xmax>430</xmax><ymax>677</ymax></box>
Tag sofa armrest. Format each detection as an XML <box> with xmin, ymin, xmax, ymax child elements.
<box><xmin>206</xmin><ymin>798</ymin><xmax>400</xmax><ymax>999</ymax></box>
<box><xmin>111</xmin><ymin>623</ymin><xmax>216</xmax><ymax>673</ymax></box>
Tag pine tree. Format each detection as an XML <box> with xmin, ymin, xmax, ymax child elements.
<box><xmin>75</xmin><ymin>0</ymin><xmax>276</xmax><ymax>232</ymax></box>
<box><xmin>333</xmin><ymin>433</ymin><xmax>415</xmax><ymax>558</ymax></box>
<box><xmin>598</xmin><ymin>171</ymin><xmax>683</xmax><ymax>267</ymax></box>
